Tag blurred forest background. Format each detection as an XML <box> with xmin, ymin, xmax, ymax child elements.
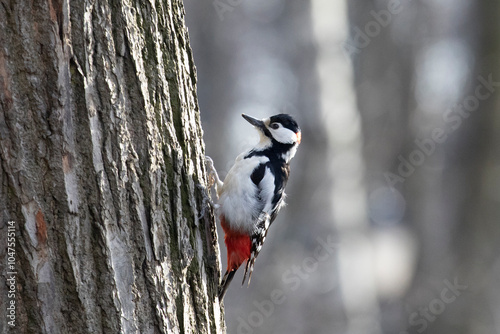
<box><xmin>184</xmin><ymin>0</ymin><xmax>500</xmax><ymax>333</ymax></box>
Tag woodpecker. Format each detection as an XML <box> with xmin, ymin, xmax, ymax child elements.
<box><xmin>207</xmin><ymin>113</ymin><xmax>301</xmax><ymax>300</ymax></box>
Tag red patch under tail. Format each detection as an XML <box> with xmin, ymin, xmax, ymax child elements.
<box><xmin>220</xmin><ymin>215</ymin><xmax>252</xmax><ymax>271</ymax></box>
<box><xmin>219</xmin><ymin>215</ymin><xmax>252</xmax><ymax>299</ymax></box>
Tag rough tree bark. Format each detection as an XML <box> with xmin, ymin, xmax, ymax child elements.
<box><xmin>0</xmin><ymin>0</ymin><xmax>225</xmax><ymax>333</ymax></box>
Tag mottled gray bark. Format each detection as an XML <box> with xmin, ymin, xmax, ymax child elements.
<box><xmin>0</xmin><ymin>0</ymin><xmax>224</xmax><ymax>333</ymax></box>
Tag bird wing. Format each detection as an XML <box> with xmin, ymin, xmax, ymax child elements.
<box><xmin>242</xmin><ymin>162</ymin><xmax>288</xmax><ymax>285</ymax></box>
<box><xmin>242</xmin><ymin>212</ymin><xmax>272</xmax><ymax>286</ymax></box>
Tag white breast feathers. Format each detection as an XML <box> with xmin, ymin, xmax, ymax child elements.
<box><xmin>219</xmin><ymin>154</ymin><xmax>271</xmax><ymax>233</ymax></box>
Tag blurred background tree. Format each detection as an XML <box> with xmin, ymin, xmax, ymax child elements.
<box><xmin>185</xmin><ymin>0</ymin><xmax>500</xmax><ymax>333</ymax></box>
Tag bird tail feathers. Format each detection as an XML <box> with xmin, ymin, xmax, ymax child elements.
<box><xmin>219</xmin><ymin>269</ymin><xmax>236</xmax><ymax>300</ymax></box>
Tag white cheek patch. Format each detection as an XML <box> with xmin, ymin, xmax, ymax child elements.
<box><xmin>270</xmin><ymin>127</ymin><xmax>298</xmax><ymax>144</ymax></box>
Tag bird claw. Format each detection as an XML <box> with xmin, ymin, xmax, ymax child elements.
<box><xmin>205</xmin><ymin>156</ymin><xmax>216</xmax><ymax>187</ymax></box>
<box><xmin>205</xmin><ymin>156</ymin><xmax>223</xmax><ymax>198</ymax></box>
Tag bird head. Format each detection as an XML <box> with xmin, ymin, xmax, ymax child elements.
<box><xmin>242</xmin><ymin>113</ymin><xmax>301</xmax><ymax>146</ymax></box>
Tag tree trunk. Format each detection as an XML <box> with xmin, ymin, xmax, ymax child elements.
<box><xmin>0</xmin><ymin>0</ymin><xmax>225</xmax><ymax>333</ymax></box>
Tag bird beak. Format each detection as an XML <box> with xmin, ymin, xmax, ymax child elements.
<box><xmin>242</xmin><ymin>114</ymin><xmax>265</xmax><ymax>130</ymax></box>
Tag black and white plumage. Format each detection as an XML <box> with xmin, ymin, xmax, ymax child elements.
<box><xmin>208</xmin><ymin>113</ymin><xmax>301</xmax><ymax>300</ymax></box>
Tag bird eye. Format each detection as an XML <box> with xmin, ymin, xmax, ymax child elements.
<box><xmin>270</xmin><ymin>123</ymin><xmax>280</xmax><ymax>129</ymax></box>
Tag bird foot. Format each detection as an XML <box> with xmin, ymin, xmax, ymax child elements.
<box><xmin>205</xmin><ymin>156</ymin><xmax>223</xmax><ymax>198</ymax></box>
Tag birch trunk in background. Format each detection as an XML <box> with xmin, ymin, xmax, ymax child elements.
<box><xmin>312</xmin><ymin>1</ymin><xmax>382</xmax><ymax>333</ymax></box>
<box><xmin>0</xmin><ymin>0</ymin><xmax>224</xmax><ymax>333</ymax></box>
